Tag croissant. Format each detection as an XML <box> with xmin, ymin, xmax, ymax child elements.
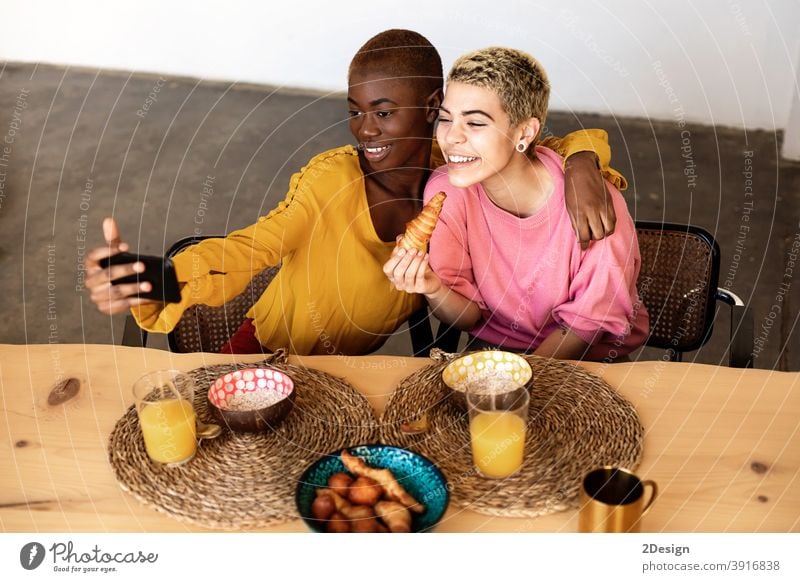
<box><xmin>374</xmin><ymin>501</ymin><xmax>412</xmax><ymax>533</ymax></box>
<box><xmin>398</xmin><ymin>191</ymin><xmax>447</xmax><ymax>252</ymax></box>
<box><xmin>340</xmin><ymin>450</ymin><xmax>425</xmax><ymax>514</ymax></box>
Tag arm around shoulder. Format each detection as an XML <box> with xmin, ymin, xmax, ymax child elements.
<box><xmin>542</xmin><ymin>128</ymin><xmax>627</xmax><ymax>190</ymax></box>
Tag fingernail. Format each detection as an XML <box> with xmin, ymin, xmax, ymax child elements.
<box><xmin>133</xmin><ymin>262</ymin><xmax>144</xmax><ymax>272</ymax></box>
<box><xmin>397</xmin><ymin>249</ymin><xmax>406</xmax><ymax>256</ymax></box>
<box><xmin>141</xmin><ymin>283</ymin><xmax>151</xmax><ymax>292</ymax></box>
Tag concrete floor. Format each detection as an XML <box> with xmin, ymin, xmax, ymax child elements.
<box><xmin>0</xmin><ymin>63</ymin><xmax>797</xmax><ymax>370</ymax></box>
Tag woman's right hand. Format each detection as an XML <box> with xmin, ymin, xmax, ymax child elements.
<box><xmin>84</xmin><ymin>218</ymin><xmax>158</xmax><ymax>314</ymax></box>
<box><xmin>383</xmin><ymin>240</ymin><xmax>442</xmax><ymax>296</ymax></box>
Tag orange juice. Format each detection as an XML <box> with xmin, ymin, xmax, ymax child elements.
<box><xmin>138</xmin><ymin>399</ymin><xmax>196</xmax><ymax>464</ymax></box>
<box><xmin>470</xmin><ymin>411</ymin><xmax>526</xmax><ymax>478</ymax></box>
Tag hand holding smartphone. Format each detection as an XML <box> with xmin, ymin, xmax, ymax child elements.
<box><xmin>98</xmin><ymin>252</ymin><xmax>181</xmax><ymax>303</ymax></box>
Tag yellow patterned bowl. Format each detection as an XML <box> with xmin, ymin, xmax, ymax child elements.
<box><xmin>442</xmin><ymin>350</ymin><xmax>532</xmax><ymax>410</ymax></box>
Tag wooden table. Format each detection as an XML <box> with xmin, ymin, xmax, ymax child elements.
<box><xmin>1</xmin><ymin>344</ymin><xmax>798</xmax><ymax>532</ymax></box>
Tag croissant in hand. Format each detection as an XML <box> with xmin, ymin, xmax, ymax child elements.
<box><xmin>397</xmin><ymin>191</ymin><xmax>447</xmax><ymax>252</ymax></box>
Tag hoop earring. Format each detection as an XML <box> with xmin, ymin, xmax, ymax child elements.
<box><xmin>516</xmin><ymin>142</ymin><xmax>527</xmax><ymax>153</ymax></box>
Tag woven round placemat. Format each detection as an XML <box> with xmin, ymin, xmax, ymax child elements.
<box><xmin>379</xmin><ymin>350</ymin><xmax>644</xmax><ymax>518</ymax></box>
<box><xmin>108</xmin><ymin>350</ymin><xmax>378</xmax><ymax>530</ymax></box>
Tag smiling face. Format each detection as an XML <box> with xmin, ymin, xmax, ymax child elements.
<box><xmin>347</xmin><ymin>69</ymin><xmax>438</xmax><ymax>175</ymax></box>
<box><xmin>437</xmin><ymin>82</ymin><xmax>537</xmax><ymax>189</ymax></box>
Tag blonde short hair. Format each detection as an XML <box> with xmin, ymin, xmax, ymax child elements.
<box><xmin>448</xmin><ymin>47</ymin><xmax>549</xmax><ymax>137</ymax></box>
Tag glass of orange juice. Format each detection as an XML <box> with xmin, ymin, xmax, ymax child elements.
<box><xmin>467</xmin><ymin>386</ymin><xmax>529</xmax><ymax>479</ymax></box>
<box><xmin>133</xmin><ymin>370</ymin><xmax>200</xmax><ymax>467</ymax></box>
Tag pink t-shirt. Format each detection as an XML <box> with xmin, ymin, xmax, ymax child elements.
<box><xmin>426</xmin><ymin>146</ymin><xmax>649</xmax><ymax>359</ymax></box>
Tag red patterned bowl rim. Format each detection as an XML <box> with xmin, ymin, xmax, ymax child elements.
<box><xmin>207</xmin><ymin>367</ymin><xmax>294</xmax><ymax>410</ymax></box>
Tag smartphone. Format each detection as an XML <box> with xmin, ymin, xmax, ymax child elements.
<box><xmin>98</xmin><ymin>252</ymin><xmax>182</xmax><ymax>303</ymax></box>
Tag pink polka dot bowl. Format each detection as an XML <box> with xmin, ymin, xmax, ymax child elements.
<box><xmin>207</xmin><ymin>367</ymin><xmax>296</xmax><ymax>433</ymax></box>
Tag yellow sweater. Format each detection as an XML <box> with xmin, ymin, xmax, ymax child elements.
<box><xmin>132</xmin><ymin>130</ymin><xmax>623</xmax><ymax>355</ymax></box>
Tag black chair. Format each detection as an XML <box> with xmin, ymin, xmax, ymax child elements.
<box><xmin>123</xmin><ymin>235</ymin><xmax>435</xmax><ymax>355</ymax></box>
<box><xmin>634</xmin><ymin>222</ymin><xmax>752</xmax><ymax>367</ymax></box>
<box><xmin>430</xmin><ymin>222</ymin><xmax>754</xmax><ymax>367</ymax></box>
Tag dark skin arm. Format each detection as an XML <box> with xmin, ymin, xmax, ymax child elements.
<box><xmin>564</xmin><ymin>151</ymin><xmax>616</xmax><ymax>249</ymax></box>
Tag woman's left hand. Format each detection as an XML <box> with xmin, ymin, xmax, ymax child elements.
<box><xmin>564</xmin><ymin>151</ymin><xmax>617</xmax><ymax>249</ymax></box>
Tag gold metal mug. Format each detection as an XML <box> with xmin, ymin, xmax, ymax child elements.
<box><xmin>578</xmin><ymin>466</ymin><xmax>658</xmax><ymax>532</ymax></box>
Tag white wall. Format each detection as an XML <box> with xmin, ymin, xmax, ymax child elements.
<box><xmin>2</xmin><ymin>0</ymin><xmax>799</xmax><ymax>138</ymax></box>
<box><xmin>782</xmin><ymin>46</ymin><xmax>800</xmax><ymax>160</ymax></box>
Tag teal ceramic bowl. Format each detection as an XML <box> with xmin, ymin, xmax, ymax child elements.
<box><xmin>295</xmin><ymin>444</ymin><xmax>449</xmax><ymax>533</ymax></box>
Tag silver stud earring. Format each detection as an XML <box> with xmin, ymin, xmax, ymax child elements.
<box><xmin>516</xmin><ymin>142</ymin><xmax>527</xmax><ymax>153</ymax></box>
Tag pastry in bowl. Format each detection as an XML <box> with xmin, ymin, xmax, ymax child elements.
<box><xmin>296</xmin><ymin>445</ymin><xmax>449</xmax><ymax>533</ymax></box>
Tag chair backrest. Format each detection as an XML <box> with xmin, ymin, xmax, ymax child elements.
<box><xmin>165</xmin><ymin>236</ymin><xmax>279</xmax><ymax>354</ymax></box>
<box><xmin>630</xmin><ymin>221</ymin><xmax>720</xmax><ymax>353</ymax></box>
